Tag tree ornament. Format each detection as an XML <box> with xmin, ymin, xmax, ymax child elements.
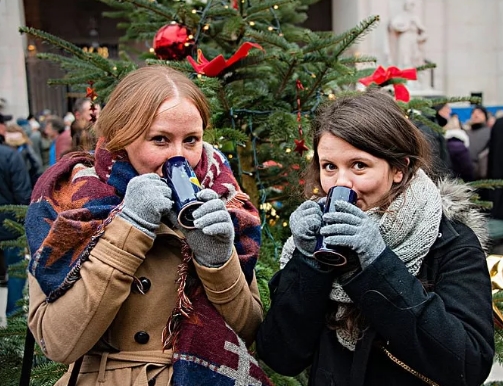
<box><xmin>86</xmin><ymin>80</ymin><xmax>98</xmax><ymax>123</ymax></box>
<box><xmin>358</xmin><ymin>65</ymin><xmax>417</xmax><ymax>102</ymax></box>
<box><xmin>293</xmin><ymin>79</ymin><xmax>309</xmax><ymax>156</ymax></box>
<box><xmin>153</xmin><ymin>23</ymin><xmax>195</xmax><ymax>61</ymax></box>
<box><xmin>187</xmin><ymin>42</ymin><xmax>263</xmax><ymax>77</ymax></box>
<box><xmin>294</xmin><ymin>139</ymin><xmax>309</xmax><ymax>156</ymax></box>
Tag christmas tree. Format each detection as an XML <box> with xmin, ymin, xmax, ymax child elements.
<box><xmin>1</xmin><ymin>0</ymin><xmax>502</xmax><ymax>384</ymax></box>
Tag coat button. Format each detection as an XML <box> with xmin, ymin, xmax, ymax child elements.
<box><xmin>132</xmin><ymin>277</ymin><xmax>151</xmax><ymax>294</ymax></box>
<box><xmin>134</xmin><ymin>331</ymin><xmax>150</xmax><ymax>344</ymax></box>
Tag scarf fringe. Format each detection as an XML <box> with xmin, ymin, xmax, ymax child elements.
<box><xmin>162</xmin><ymin>240</ymin><xmax>194</xmax><ymax>351</ymax></box>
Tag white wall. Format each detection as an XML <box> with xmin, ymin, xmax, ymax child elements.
<box><xmin>0</xmin><ymin>0</ymin><xmax>29</xmax><ymax>121</ymax></box>
<box><xmin>333</xmin><ymin>0</ymin><xmax>503</xmax><ymax>106</ymax></box>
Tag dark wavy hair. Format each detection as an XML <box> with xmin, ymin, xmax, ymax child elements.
<box><xmin>304</xmin><ymin>90</ymin><xmax>433</xmax><ymax>333</ymax></box>
<box><xmin>304</xmin><ymin>89</ymin><xmax>432</xmax><ymax>210</ymax></box>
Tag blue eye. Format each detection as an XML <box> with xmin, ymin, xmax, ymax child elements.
<box><xmin>152</xmin><ymin>136</ymin><xmax>168</xmax><ymax>144</ymax></box>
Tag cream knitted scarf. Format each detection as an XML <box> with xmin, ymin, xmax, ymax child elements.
<box><xmin>280</xmin><ymin>169</ymin><xmax>443</xmax><ymax>351</ymax></box>
<box><xmin>331</xmin><ymin>169</ymin><xmax>442</xmax><ymax>350</ymax></box>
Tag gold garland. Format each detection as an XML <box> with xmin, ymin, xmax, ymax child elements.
<box><xmin>487</xmin><ymin>254</ymin><xmax>503</xmax><ymax>328</ymax></box>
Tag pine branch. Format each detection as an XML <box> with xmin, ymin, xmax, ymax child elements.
<box><xmin>244</xmin><ymin>0</ymin><xmax>292</xmax><ymax>18</ymax></box>
<box><xmin>0</xmin><ymin>205</ymin><xmax>27</xmax><ymax>220</ymax></box>
<box><xmin>332</xmin><ymin>15</ymin><xmax>380</xmax><ymax>58</ymax></box>
<box><xmin>468</xmin><ymin>180</ymin><xmax>503</xmax><ymax>190</ymax></box>
<box><xmin>111</xmin><ymin>0</ymin><xmax>177</xmax><ymax>20</ymax></box>
<box><xmin>416</xmin><ymin>62</ymin><xmax>436</xmax><ymax>72</ymax></box>
<box><xmin>246</xmin><ymin>30</ymin><xmax>294</xmax><ymax>50</ymax></box>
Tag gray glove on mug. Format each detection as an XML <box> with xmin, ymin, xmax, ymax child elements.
<box><xmin>119</xmin><ymin>173</ymin><xmax>174</xmax><ymax>239</ymax></box>
<box><xmin>320</xmin><ymin>200</ymin><xmax>386</xmax><ymax>269</ymax></box>
<box><xmin>289</xmin><ymin>200</ymin><xmax>324</xmax><ymax>257</ymax></box>
<box><xmin>182</xmin><ymin>189</ymin><xmax>235</xmax><ymax>267</ymax></box>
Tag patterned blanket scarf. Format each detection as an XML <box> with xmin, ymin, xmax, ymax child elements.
<box><xmin>26</xmin><ymin>139</ymin><xmax>272</xmax><ymax>385</ymax></box>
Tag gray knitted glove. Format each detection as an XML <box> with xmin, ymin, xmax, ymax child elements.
<box><xmin>320</xmin><ymin>200</ymin><xmax>386</xmax><ymax>269</ymax></box>
<box><xmin>183</xmin><ymin>189</ymin><xmax>235</xmax><ymax>267</ymax></box>
<box><xmin>119</xmin><ymin>173</ymin><xmax>174</xmax><ymax>239</ymax></box>
<box><xmin>289</xmin><ymin>200</ymin><xmax>324</xmax><ymax>257</ymax></box>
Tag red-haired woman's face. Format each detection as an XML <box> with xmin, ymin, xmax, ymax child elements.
<box><xmin>125</xmin><ymin>97</ymin><xmax>204</xmax><ymax>176</ymax></box>
<box><xmin>317</xmin><ymin>133</ymin><xmax>403</xmax><ymax>211</ymax></box>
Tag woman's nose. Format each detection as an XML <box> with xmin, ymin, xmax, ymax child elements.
<box><xmin>334</xmin><ymin>170</ymin><xmax>353</xmax><ymax>189</ymax></box>
<box><xmin>167</xmin><ymin>144</ymin><xmax>185</xmax><ymax>159</ymax></box>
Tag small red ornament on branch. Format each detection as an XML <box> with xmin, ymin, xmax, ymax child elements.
<box><xmin>86</xmin><ymin>81</ymin><xmax>98</xmax><ymax>123</ymax></box>
<box><xmin>358</xmin><ymin>65</ymin><xmax>417</xmax><ymax>102</ymax></box>
<box><xmin>293</xmin><ymin>79</ymin><xmax>309</xmax><ymax>156</ymax></box>
<box><xmin>153</xmin><ymin>23</ymin><xmax>196</xmax><ymax>61</ymax></box>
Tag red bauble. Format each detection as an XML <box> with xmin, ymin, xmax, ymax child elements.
<box><xmin>153</xmin><ymin>23</ymin><xmax>195</xmax><ymax>61</ymax></box>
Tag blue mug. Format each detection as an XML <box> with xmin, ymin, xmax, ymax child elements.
<box><xmin>162</xmin><ymin>156</ymin><xmax>203</xmax><ymax>229</ymax></box>
<box><xmin>313</xmin><ymin>186</ymin><xmax>359</xmax><ymax>267</ymax></box>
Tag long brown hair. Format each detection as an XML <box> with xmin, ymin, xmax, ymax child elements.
<box><xmin>304</xmin><ymin>89</ymin><xmax>432</xmax><ymax>209</ymax></box>
<box><xmin>305</xmin><ymin>90</ymin><xmax>433</xmax><ymax>333</ymax></box>
<box><xmin>94</xmin><ymin>65</ymin><xmax>210</xmax><ymax>153</ymax></box>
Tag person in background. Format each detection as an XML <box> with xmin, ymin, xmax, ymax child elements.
<box><xmin>25</xmin><ymin>66</ymin><xmax>269</xmax><ymax>386</ymax></box>
<box><xmin>16</xmin><ymin>117</ymin><xmax>32</xmax><ymax>136</ymax></box>
<box><xmin>27</xmin><ymin>113</ymin><xmax>40</xmax><ymax>133</ymax></box>
<box><xmin>0</xmin><ymin>113</ymin><xmax>32</xmax><ymax>317</ymax></box>
<box><xmin>27</xmin><ymin>113</ymin><xmax>51</xmax><ymax>169</ymax></box>
<box><xmin>70</xmin><ymin>98</ymin><xmax>101</xmax><ymax>154</ymax></box>
<box><xmin>256</xmin><ymin>90</ymin><xmax>494</xmax><ymax>386</ymax></box>
<box><xmin>444</xmin><ymin>113</ymin><xmax>474</xmax><ymax>181</ymax></box>
<box><xmin>466</xmin><ymin>105</ymin><xmax>491</xmax><ymax>180</ymax></box>
<box><xmin>63</xmin><ymin>112</ymin><xmax>75</xmax><ymax>131</ymax></box>
<box><xmin>6</xmin><ymin>123</ymin><xmax>43</xmax><ymax>186</ymax></box>
<box><xmin>411</xmin><ymin>103</ymin><xmax>451</xmax><ymax>177</ymax></box>
<box><xmin>43</xmin><ymin>115</ymin><xmax>66</xmax><ymax>167</ymax></box>
<box><xmin>56</xmin><ymin>112</ymin><xmax>75</xmax><ymax>160</ymax></box>
<box><xmin>433</xmin><ymin>102</ymin><xmax>473</xmax><ymax>181</ymax></box>
<box><xmin>488</xmin><ymin>117</ymin><xmax>503</xmax><ymax>220</ymax></box>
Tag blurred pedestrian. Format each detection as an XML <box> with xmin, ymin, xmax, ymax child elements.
<box><xmin>0</xmin><ymin>113</ymin><xmax>31</xmax><ymax>316</ymax></box>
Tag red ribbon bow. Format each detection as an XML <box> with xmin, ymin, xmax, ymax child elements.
<box><xmin>358</xmin><ymin>66</ymin><xmax>417</xmax><ymax>102</ymax></box>
<box><xmin>187</xmin><ymin>42</ymin><xmax>263</xmax><ymax>77</ymax></box>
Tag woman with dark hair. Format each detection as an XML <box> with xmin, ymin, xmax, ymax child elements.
<box><xmin>25</xmin><ymin>66</ymin><xmax>269</xmax><ymax>385</ymax></box>
<box><xmin>256</xmin><ymin>90</ymin><xmax>494</xmax><ymax>386</ymax></box>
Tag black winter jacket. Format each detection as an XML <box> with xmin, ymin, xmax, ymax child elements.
<box><xmin>256</xmin><ymin>215</ymin><xmax>494</xmax><ymax>386</ymax></box>
<box><xmin>0</xmin><ymin>138</ymin><xmax>32</xmax><ymax>240</ymax></box>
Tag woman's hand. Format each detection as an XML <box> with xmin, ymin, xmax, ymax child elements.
<box><xmin>119</xmin><ymin>173</ymin><xmax>174</xmax><ymax>239</ymax></box>
<box><xmin>321</xmin><ymin>200</ymin><xmax>386</xmax><ymax>269</ymax></box>
<box><xmin>183</xmin><ymin>189</ymin><xmax>235</xmax><ymax>267</ymax></box>
<box><xmin>289</xmin><ymin>201</ymin><xmax>323</xmax><ymax>257</ymax></box>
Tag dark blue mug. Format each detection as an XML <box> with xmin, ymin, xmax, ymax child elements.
<box><xmin>313</xmin><ymin>186</ymin><xmax>358</xmax><ymax>267</ymax></box>
<box><xmin>162</xmin><ymin>156</ymin><xmax>203</xmax><ymax>229</ymax></box>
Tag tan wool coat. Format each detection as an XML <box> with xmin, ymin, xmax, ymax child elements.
<box><xmin>28</xmin><ymin>217</ymin><xmax>263</xmax><ymax>385</ymax></box>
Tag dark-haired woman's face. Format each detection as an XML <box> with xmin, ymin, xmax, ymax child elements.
<box><xmin>317</xmin><ymin>133</ymin><xmax>403</xmax><ymax>211</ymax></box>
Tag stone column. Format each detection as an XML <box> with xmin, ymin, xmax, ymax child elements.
<box><xmin>0</xmin><ymin>0</ymin><xmax>29</xmax><ymax>121</ymax></box>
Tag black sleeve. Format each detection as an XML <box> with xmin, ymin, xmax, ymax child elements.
<box><xmin>9</xmin><ymin>150</ymin><xmax>32</xmax><ymax>204</ymax></box>
<box><xmin>343</xmin><ymin>229</ymin><xmax>494</xmax><ymax>386</ymax></box>
<box><xmin>256</xmin><ymin>250</ymin><xmax>337</xmax><ymax>376</ymax></box>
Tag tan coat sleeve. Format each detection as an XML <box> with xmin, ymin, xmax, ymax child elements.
<box><xmin>193</xmin><ymin>251</ymin><xmax>263</xmax><ymax>347</ymax></box>
<box><xmin>28</xmin><ymin>217</ymin><xmax>153</xmax><ymax>364</ymax></box>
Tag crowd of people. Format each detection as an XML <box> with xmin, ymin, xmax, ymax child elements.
<box><xmin>0</xmin><ymin>97</ymin><xmax>99</xmax><ymax>318</ymax></box>
<box><xmin>0</xmin><ymin>66</ymin><xmax>499</xmax><ymax>385</ymax></box>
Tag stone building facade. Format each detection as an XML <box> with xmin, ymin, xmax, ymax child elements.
<box><xmin>1</xmin><ymin>0</ymin><xmax>502</xmax><ymax>122</ymax></box>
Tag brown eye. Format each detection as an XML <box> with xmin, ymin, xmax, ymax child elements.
<box><xmin>354</xmin><ymin>162</ymin><xmax>366</xmax><ymax>170</ymax></box>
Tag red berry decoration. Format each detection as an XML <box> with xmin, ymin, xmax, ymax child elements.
<box><xmin>153</xmin><ymin>23</ymin><xmax>196</xmax><ymax>61</ymax></box>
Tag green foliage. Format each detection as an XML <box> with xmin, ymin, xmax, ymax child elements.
<box><xmin>0</xmin><ymin>206</ymin><xmax>28</xmax><ymax>252</ymax></box>
<box><xmin>14</xmin><ymin>0</ymin><xmax>503</xmax><ymax>384</ymax></box>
